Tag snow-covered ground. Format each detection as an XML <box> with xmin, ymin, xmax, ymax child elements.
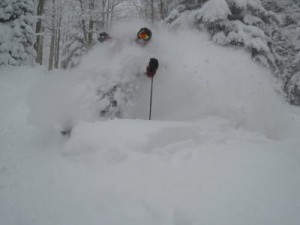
<box><xmin>1</xmin><ymin>23</ymin><xmax>300</xmax><ymax>225</ymax></box>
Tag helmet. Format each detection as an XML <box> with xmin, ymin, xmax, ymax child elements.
<box><xmin>137</xmin><ymin>28</ymin><xmax>152</xmax><ymax>41</ymax></box>
<box><xmin>98</xmin><ymin>32</ymin><xmax>110</xmax><ymax>43</ymax></box>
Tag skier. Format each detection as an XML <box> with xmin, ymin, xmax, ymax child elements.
<box><xmin>97</xmin><ymin>28</ymin><xmax>159</xmax><ymax>120</ymax></box>
<box><xmin>61</xmin><ymin>28</ymin><xmax>159</xmax><ymax>136</ymax></box>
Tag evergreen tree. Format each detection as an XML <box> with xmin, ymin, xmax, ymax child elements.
<box><xmin>0</xmin><ymin>0</ymin><xmax>35</xmax><ymax>67</ymax></box>
<box><xmin>61</xmin><ymin>28</ymin><xmax>87</xmax><ymax>69</ymax></box>
<box><xmin>167</xmin><ymin>0</ymin><xmax>280</xmax><ymax>71</ymax></box>
<box><xmin>60</xmin><ymin>0</ymin><xmax>100</xmax><ymax>70</ymax></box>
<box><xmin>262</xmin><ymin>0</ymin><xmax>300</xmax><ymax>105</ymax></box>
<box><xmin>168</xmin><ymin>0</ymin><xmax>300</xmax><ymax>105</ymax></box>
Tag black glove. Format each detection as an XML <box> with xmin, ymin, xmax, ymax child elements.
<box><xmin>146</xmin><ymin>58</ymin><xmax>159</xmax><ymax>78</ymax></box>
<box><xmin>98</xmin><ymin>32</ymin><xmax>110</xmax><ymax>43</ymax></box>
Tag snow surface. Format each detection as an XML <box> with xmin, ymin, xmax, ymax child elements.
<box><xmin>1</xmin><ymin>22</ymin><xmax>300</xmax><ymax>225</ymax></box>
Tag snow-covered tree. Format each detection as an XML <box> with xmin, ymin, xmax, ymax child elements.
<box><xmin>61</xmin><ymin>27</ymin><xmax>87</xmax><ymax>69</ymax></box>
<box><xmin>60</xmin><ymin>0</ymin><xmax>96</xmax><ymax>70</ymax></box>
<box><xmin>167</xmin><ymin>0</ymin><xmax>300</xmax><ymax>106</ymax></box>
<box><xmin>0</xmin><ymin>0</ymin><xmax>35</xmax><ymax>67</ymax></box>
<box><xmin>262</xmin><ymin>0</ymin><xmax>300</xmax><ymax>105</ymax></box>
<box><xmin>60</xmin><ymin>0</ymin><xmax>111</xmax><ymax>70</ymax></box>
<box><xmin>285</xmin><ymin>72</ymin><xmax>300</xmax><ymax>105</ymax></box>
<box><xmin>166</xmin><ymin>0</ymin><xmax>280</xmax><ymax>72</ymax></box>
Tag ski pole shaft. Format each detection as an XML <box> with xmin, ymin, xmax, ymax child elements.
<box><xmin>149</xmin><ymin>77</ymin><xmax>154</xmax><ymax>120</ymax></box>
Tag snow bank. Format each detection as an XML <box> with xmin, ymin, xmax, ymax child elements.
<box><xmin>58</xmin><ymin>118</ymin><xmax>299</xmax><ymax>225</ymax></box>
<box><xmin>2</xmin><ymin>111</ymin><xmax>300</xmax><ymax>225</ymax></box>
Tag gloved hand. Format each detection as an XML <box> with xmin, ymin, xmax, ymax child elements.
<box><xmin>146</xmin><ymin>58</ymin><xmax>159</xmax><ymax>78</ymax></box>
<box><xmin>146</xmin><ymin>66</ymin><xmax>155</xmax><ymax>77</ymax></box>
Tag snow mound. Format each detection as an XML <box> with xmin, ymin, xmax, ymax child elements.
<box><xmin>63</xmin><ymin>117</ymin><xmax>268</xmax><ymax>162</ymax></box>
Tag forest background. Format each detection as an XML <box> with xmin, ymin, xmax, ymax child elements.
<box><xmin>1</xmin><ymin>0</ymin><xmax>300</xmax><ymax>105</ymax></box>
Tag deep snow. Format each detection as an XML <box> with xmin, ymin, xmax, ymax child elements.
<box><xmin>1</xmin><ymin>22</ymin><xmax>300</xmax><ymax>225</ymax></box>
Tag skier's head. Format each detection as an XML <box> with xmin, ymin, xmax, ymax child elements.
<box><xmin>98</xmin><ymin>32</ymin><xmax>111</xmax><ymax>43</ymax></box>
<box><xmin>137</xmin><ymin>28</ymin><xmax>152</xmax><ymax>41</ymax></box>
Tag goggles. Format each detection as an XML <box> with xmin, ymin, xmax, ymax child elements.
<box><xmin>138</xmin><ymin>31</ymin><xmax>150</xmax><ymax>41</ymax></box>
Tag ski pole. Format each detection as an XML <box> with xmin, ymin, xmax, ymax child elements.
<box><xmin>149</xmin><ymin>76</ymin><xmax>154</xmax><ymax>120</ymax></box>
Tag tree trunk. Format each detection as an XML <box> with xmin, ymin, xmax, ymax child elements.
<box><xmin>106</xmin><ymin>0</ymin><xmax>110</xmax><ymax>30</ymax></box>
<box><xmin>102</xmin><ymin>0</ymin><xmax>107</xmax><ymax>30</ymax></box>
<box><xmin>54</xmin><ymin>13</ymin><xmax>62</xmax><ymax>69</ymax></box>
<box><xmin>79</xmin><ymin>0</ymin><xmax>88</xmax><ymax>45</ymax></box>
<box><xmin>110</xmin><ymin>1</ymin><xmax>115</xmax><ymax>29</ymax></box>
<box><xmin>34</xmin><ymin>0</ymin><xmax>45</xmax><ymax>65</ymax></box>
<box><xmin>48</xmin><ymin>0</ymin><xmax>56</xmax><ymax>71</ymax></box>
<box><xmin>159</xmin><ymin>0</ymin><xmax>165</xmax><ymax>20</ymax></box>
<box><xmin>150</xmin><ymin>0</ymin><xmax>155</xmax><ymax>23</ymax></box>
<box><xmin>88</xmin><ymin>0</ymin><xmax>95</xmax><ymax>47</ymax></box>
<box><xmin>88</xmin><ymin>20</ymin><xmax>94</xmax><ymax>47</ymax></box>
